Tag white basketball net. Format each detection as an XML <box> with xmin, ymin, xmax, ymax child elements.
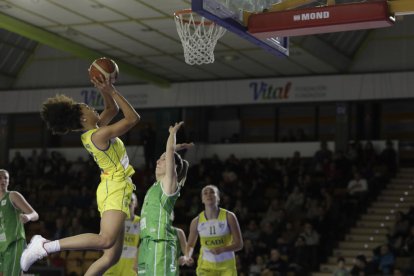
<box><xmin>174</xmin><ymin>10</ymin><xmax>226</xmax><ymax>65</ymax></box>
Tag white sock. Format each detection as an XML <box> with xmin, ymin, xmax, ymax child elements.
<box><xmin>43</xmin><ymin>240</ymin><xmax>60</xmax><ymax>254</ymax></box>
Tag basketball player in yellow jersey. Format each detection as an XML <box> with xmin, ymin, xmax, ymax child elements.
<box><xmin>21</xmin><ymin>75</ymin><xmax>140</xmax><ymax>276</ymax></box>
<box><xmin>104</xmin><ymin>192</ymin><xmax>140</xmax><ymax>276</ymax></box>
<box><xmin>185</xmin><ymin>185</ymin><xmax>243</xmax><ymax>276</ymax></box>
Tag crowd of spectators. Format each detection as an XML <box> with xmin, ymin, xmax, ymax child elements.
<box><xmin>4</xmin><ymin>139</ymin><xmax>408</xmax><ymax>275</ymax></box>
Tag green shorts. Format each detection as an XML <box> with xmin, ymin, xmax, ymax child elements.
<box><xmin>0</xmin><ymin>239</ymin><xmax>25</xmax><ymax>276</ymax></box>
<box><xmin>137</xmin><ymin>238</ymin><xmax>178</xmax><ymax>276</ymax></box>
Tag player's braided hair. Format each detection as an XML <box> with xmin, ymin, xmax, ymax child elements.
<box><xmin>174</xmin><ymin>152</ymin><xmax>189</xmax><ymax>187</ymax></box>
<box><xmin>40</xmin><ymin>95</ymin><xmax>83</xmax><ymax>135</ymax></box>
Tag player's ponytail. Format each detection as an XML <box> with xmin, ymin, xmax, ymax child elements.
<box><xmin>174</xmin><ymin>152</ymin><xmax>189</xmax><ymax>187</ymax></box>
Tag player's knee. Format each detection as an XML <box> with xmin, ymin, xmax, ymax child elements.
<box><xmin>98</xmin><ymin>234</ymin><xmax>116</xmax><ymax>249</ymax></box>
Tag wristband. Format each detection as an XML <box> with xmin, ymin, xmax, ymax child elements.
<box><xmin>24</xmin><ymin>212</ymin><xmax>36</xmax><ymax>221</ymax></box>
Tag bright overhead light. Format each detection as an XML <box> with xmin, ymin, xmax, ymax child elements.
<box><xmin>221</xmin><ymin>55</ymin><xmax>239</xmax><ymax>62</ymax></box>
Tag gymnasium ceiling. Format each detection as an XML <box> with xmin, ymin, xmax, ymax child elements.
<box><xmin>0</xmin><ymin>0</ymin><xmax>414</xmax><ymax>89</ymax></box>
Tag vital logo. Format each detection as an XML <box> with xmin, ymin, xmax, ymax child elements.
<box><xmin>293</xmin><ymin>11</ymin><xmax>330</xmax><ymax>21</ymax></box>
<box><xmin>81</xmin><ymin>89</ymin><xmax>104</xmax><ymax>108</ymax></box>
<box><xmin>250</xmin><ymin>81</ymin><xmax>291</xmax><ymax>101</ymax></box>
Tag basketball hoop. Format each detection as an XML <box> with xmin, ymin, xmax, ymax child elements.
<box><xmin>174</xmin><ymin>9</ymin><xmax>226</xmax><ymax>65</ymax></box>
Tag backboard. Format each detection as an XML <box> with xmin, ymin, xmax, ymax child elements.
<box><xmin>192</xmin><ymin>0</ymin><xmax>290</xmax><ymax>57</ymax></box>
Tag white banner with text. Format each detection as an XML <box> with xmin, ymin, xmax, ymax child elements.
<box><xmin>1</xmin><ymin>71</ymin><xmax>414</xmax><ymax>113</ymax></box>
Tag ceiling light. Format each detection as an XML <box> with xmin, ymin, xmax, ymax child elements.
<box><xmin>221</xmin><ymin>55</ymin><xmax>239</xmax><ymax>62</ymax></box>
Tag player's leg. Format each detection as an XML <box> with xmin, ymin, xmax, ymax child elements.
<box><xmin>58</xmin><ymin>210</ymin><xmax>126</xmax><ymax>250</ymax></box>
<box><xmin>84</xmin><ymin>213</ymin><xmax>125</xmax><ymax>276</ymax></box>
<box><xmin>20</xmin><ymin>210</ymin><xmax>126</xmax><ymax>272</ymax></box>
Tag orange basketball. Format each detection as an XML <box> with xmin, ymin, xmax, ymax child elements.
<box><xmin>88</xmin><ymin>57</ymin><xmax>119</xmax><ymax>84</ymax></box>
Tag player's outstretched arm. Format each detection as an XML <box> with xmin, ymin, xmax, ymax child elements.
<box><xmin>10</xmin><ymin>191</ymin><xmax>39</xmax><ymax>224</ymax></box>
<box><xmin>162</xmin><ymin>121</ymin><xmax>183</xmax><ymax>195</ymax></box>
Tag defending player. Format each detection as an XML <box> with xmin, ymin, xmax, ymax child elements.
<box><xmin>137</xmin><ymin>121</ymin><xmax>193</xmax><ymax>276</ymax></box>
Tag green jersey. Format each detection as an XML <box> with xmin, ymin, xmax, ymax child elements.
<box><xmin>0</xmin><ymin>192</ymin><xmax>25</xmax><ymax>252</ymax></box>
<box><xmin>140</xmin><ymin>181</ymin><xmax>180</xmax><ymax>241</ymax></box>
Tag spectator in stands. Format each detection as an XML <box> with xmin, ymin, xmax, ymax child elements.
<box><xmin>0</xmin><ymin>169</ymin><xmax>39</xmax><ymax>276</ymax></box>
<box><xmin>299</xmin><ymin>222</ymin><xmax>320</xmax><ymax>270</ymax></box>
<box><xmin>313</xmin><ymin>141</ymin><xmax>332</xmax><ymax>165</ymax></box>
<box><xmin>372</xmin><ymin>244</ymin><xmax>395</xmax><ymax>275</ymax></box>
<box><xmin>347</xmin><ymin>172</ymin><xmax>368</xmax><ymax>211</ymax></box>
<box><xmin>350</xmin><ymin>254</ymin><xmax>368</xmax><ymax>276</ymax></box>
<box><xmin>278</xmin><ymin>221</ymin><xmax>299</xmax><ymax>249</ymax></box>
<box><xmin>258</xmin><ymin>222</ymin><xmax>277</xmax><ymax>254</ymax></box>
<box><xmin>362</xmin><ymin>141</ymin><xmax>378</xmax><ymax>169</ymax></box>
<box><xmin>262</xmin><ymin>248</ymin><xmax>288</xmax><ymax>276</ymax></box>
<box><xmin>243</xmin><ymin>219</ymin><xmax>261</xmax><ymax>242</ymax></box>
<box><xmin>401</xmin><ymin>225</ymin><xmax>414</xmax><ymax>256</ymax></box>
<box><xmin>21</xmin><ymin>75</ymin><xmax>140</xmax><ymax>274</ymax></box>
<box><xmin>284</xmin><ymin>186</ymin><xmax>305</xmax><ymax>217</ymax></box>
<box><xmin>239</xmin><ymin>239</ymin><xmax>257</xmax><ymax>265</ymax></box>
<box><xmin>51</xmin><ymin>218</ymin><xmax>67</xmax><ymax>240</ymax></box>
<box><xmin>380</xmin><ymin>140</ymin><xmax>398</xmax><ymax>177</ymax></box>
<box><xmin>333</xmin><ymin>257</ymin><xmax>350</xmax><ymax>276</ymax></box>
<box><xmin>347</xmin><ymin>172</ymin><xmax>368</xmax><ymax>196</ymax></box>
<box><xmin>66</xmin><ymin>217</ymin><xmax>85</xmax><ymax>237</ymax></box>
<box><xmin>289</xmin><ymin>235</ymin><xmax>309</xmax><ymax>275</ymax></box>
<box><xmin>248</xmin><ymin>255</ymin><xmax>265</xmax><ymax>276</ymax></box>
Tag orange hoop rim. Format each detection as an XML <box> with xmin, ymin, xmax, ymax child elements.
<box><xmin>174</xmin><ymin>9</ymin><xmax>214</xmax><ymax>26</ymax></box>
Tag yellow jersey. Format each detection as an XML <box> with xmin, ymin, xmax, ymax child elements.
<box><xmin>81</xmin><ymin>129</ymin><xmax>135</xmax><ymax>182</ymax></box>
<box><xmin>197</xmin><ymin>208</ymin><xmax>236</xmax><ymax>271</ymax></box>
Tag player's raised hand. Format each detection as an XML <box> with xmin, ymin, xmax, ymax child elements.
<box><xmin>169</xmin><ymin>121</ymin><xmax>184</xmax><ymax>134</ymax></box>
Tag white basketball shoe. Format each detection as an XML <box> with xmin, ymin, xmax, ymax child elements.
<box><xmin>20</xmin><ymin>235</ymin><xmax>48</xmax><ymax>271</ymax></box>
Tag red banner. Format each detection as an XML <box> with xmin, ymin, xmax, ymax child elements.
<box><xmin>248</xmin><ymin>1</ymin><xmax>394</xmax><ymax>37</ymax></box>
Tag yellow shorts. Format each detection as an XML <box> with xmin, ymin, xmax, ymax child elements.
<box><xmin>196</xmin><ymin>266</ymin><xmax>237</xmax><ymax>276</ymax></box>
<box><xmin>96</xmin><ymin>177</ymin><xmax>134</xmax><ymax>218</ymax></box>
<box><xmin>196</xmin><ymin>258</ymin><xmax>237</xmax><ymax>276</ymax></box>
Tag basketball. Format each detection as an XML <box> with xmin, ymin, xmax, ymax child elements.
<box><xmin>88</xmin><ymin>57</ymin><xmax>119</xmax><ymax>84</ymax></box>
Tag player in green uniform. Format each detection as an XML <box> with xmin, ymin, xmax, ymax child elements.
<box><xmin>20</xmin><ymin>75</ymin><xmax>140</xmax><ymax>276</ymax></box>
<box><xmin>0</xmin><ymin>169</ymin><xmax>39</xmax><ymax>276</ymax></box>
<box><xmin>137</xmin><ymin>121</ymin><xmax>193</xmax><ymax>276</ymax></box>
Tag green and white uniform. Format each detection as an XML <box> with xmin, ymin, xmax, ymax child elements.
<box><xmin>0</xmin><ymin>192</ymin><xmax>26</xmax><ymax>276</ymax></box>
<box><xmin>138</xmin><ymin>181</ymin><xmax>180</xmax><ymax>276</ymax></box>
<box><xmin>196</xmin><ymin>208</ymin><xmax>237</xmax><ymax>276</ymax></box>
